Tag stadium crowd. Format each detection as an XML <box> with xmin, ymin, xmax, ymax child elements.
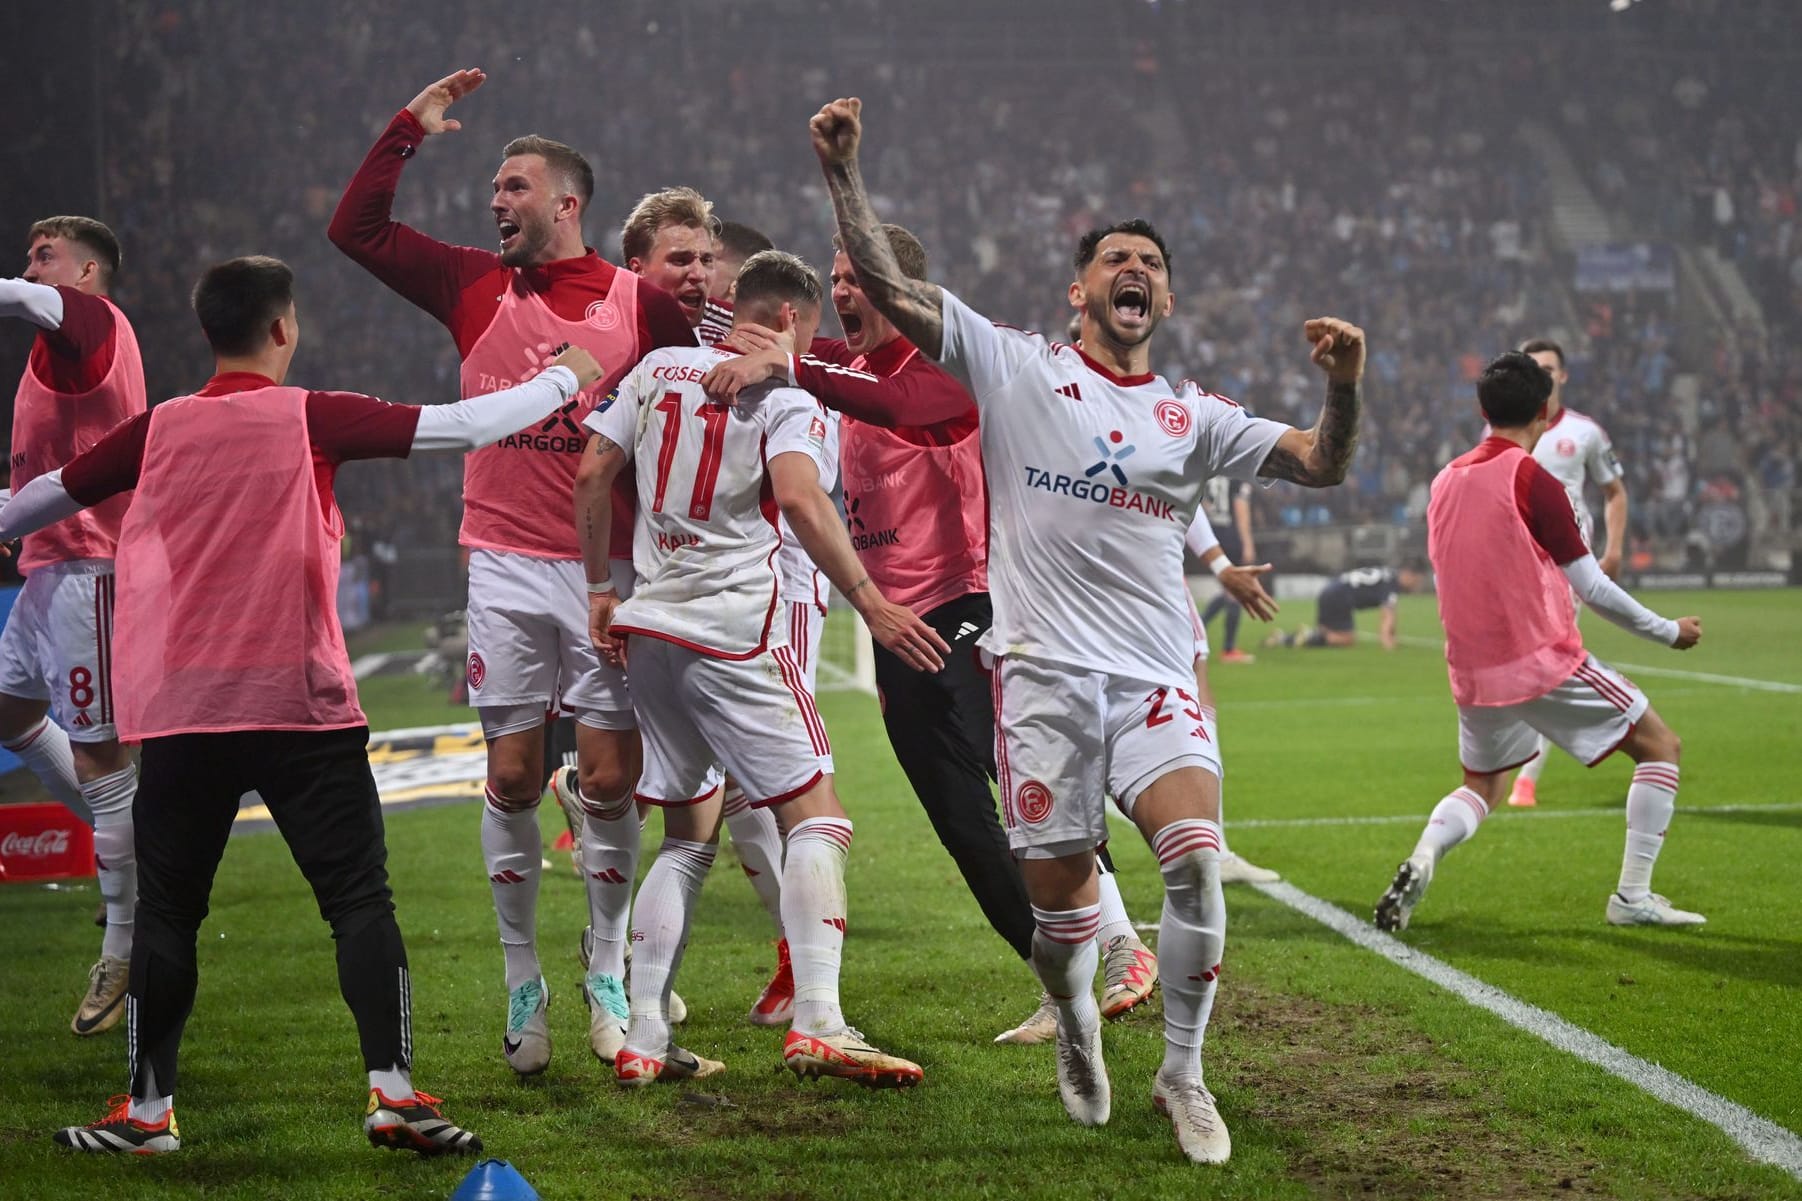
<box><xmin>7</xmin><ymin>0</ymin><xmax>1795</xmax><ymax>567</ymax></box>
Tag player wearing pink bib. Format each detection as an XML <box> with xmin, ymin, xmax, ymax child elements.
<box><xmin>329</xmin><ymin>69</ymin><xmax>696</xmax><ymax>1078</ymax></box>
<box><xmin>0</xmin><ymin>216</ymin><xmax>144</xmax><ymax>1037</ymax></box>
<box><xmin>1374</xmin><ymin>352</ymin><xmax>1703</xmax><ymax>933</ymax></box>
<box><xmin>576</xmin><ymin>251</ymin><xmax>946</xmax><ymax>1087</ymax></box>
<box><xmin>807</xmin><ymin>98</ymin><xmax>1364</xmax><ymax>1164</ymax></box>
<box><xmin>3</xmin><ymin>257</ymin><xmax>601</xmax><ymax>1156</ymax></box>
<box><xmin>1507</xmin><ymin>337</ymin><xmax>1632</xmax><ymax>808</ymax></box>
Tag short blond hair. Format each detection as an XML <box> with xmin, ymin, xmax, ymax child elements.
<box><xmin>620</xmin><ymin>187</ymin><xmax>718</xmax><ymax>264</ymax></box>
<box><xmin>28</xmin><ymin>216</ymin><xmax>121</xmax><ymax>282</ymax></box>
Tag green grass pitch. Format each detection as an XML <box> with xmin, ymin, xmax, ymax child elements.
<box><xmin>0</xmin><ymin>588</ymin><xmax>1796</xmax><ymax>1198</ymax></box>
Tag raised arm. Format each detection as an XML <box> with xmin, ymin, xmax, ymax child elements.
<box><xmin>327</xmin><ymin>69</ymin><xmax>497</xmax><ymax>322</ymax></box>
<box><xmin>1258</xmin><ymin>318</ymin><xmax>1365</xmax><ymax>488</ymax></box>
<box><xmin>811</xmin><ymin>99</ymin><xmax>944</xmax><ymax>359</ymax></box>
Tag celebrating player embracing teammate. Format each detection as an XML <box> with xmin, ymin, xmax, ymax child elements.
<box><xmin>802</xmin><ymin>97</ymin><xmax>1364</xmax><ymax>1163</ymax></box>
<box><xmin>329</xmin><ymin>68</ymin><xmax>696</xmax><ymax>1077</ymax></box>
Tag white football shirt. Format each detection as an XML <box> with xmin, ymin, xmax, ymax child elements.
<box><xmin>1532</xmin><ymin>407</ymin><xmax>1621</xmax><ymax>544</ymax></box>
<box><xmin>937</xmin><ymin>290</ymin><xmax>1287</xmax><ymax>682</ymax></box>
<box><xmin>585</xmin><ymin>345</ymin><xmax>828</xmax><ymax>658</ymax></box>
<box><xmin>775</xmin><ymin>409</ymin><xmax>840</xmax><ymax>607</ymax></box>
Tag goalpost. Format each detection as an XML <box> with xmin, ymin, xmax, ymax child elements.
<box><xmin>815</xmin><ymin>599</ymin><xmax>877</xmax><ymax>695</ymax></box>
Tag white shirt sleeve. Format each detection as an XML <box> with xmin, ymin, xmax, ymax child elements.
<box><xmin>582</xmin><ymin>363</ymin><xmax>644</xmax><ymax>462</ymax></box>
<box><xmin>1193</xmin><ymin>393</ymin><xmax>1290</xmax><ymax>482</ymax></box>
<box><xmin>411</xmin><ymin>366</ymin><xmax>579</xmax><ymax>451</ymax></box>
<box><xmin>1184</xmin><ymin>512</ymin><xmax>1221</xmax><ymax>559</ymax></box>
<box><xmin>1561</xmin><ymin>554</ymin><xmax>1679</xmax><ymax>645</ymax></box>
<box><xmin>0</xmin><ymin>469</ymin><xmax>83</xmax><ymax>542</ymax></box>
<box><xmin>936</xmin><ymin>288</ymin><xmax>1039</xmax><ymax>405</ymax></box>
<box><xmin>762</xmin><ymin>388</ymin><xmax>829</xmax><ymax>484</ymax></box>
<box><xmin>0</xmin><ymin>278</ymin><xmax>65</xmax><ymax>330</ymax></box>
<box><xmin>1586</xmin><ymin>425</ymin><xmax>1624</xmax><ymax>488</ymax></box>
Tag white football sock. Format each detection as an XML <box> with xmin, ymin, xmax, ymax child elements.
<box><xmin>782</xmin><ymin>816</ymin><xmax>853</xmax><ymax>1035</ymax></box>
<box><xmin>368</xmin><ymin>1064</ymin><xmax>413</xmax><ymax>1102</ymax></box>
<box><xmin>1200</xmin><ymin>705</ymin><xmax>1232</xmax><ymax>855</ymax></box>
<box><xmin>81</xmin><ymin>765</ymin><xmax>137</xmax><ymax>961</ymax></box>
<box><xmin>578</xmin><ymin>783</ymin><xmax>639</xmax><ymax>978</ymax></box>
<box><xmin>1517</xmin><ymin>737</ymin><xmax>1549</xmax><ymax>784</ymax></box>
<box><xmin>1094</xmin><ymin>859</ymin><xmax>1134</xmax><ymax>946</ymax></box>
<box><xmin>722</xmin><ymin>785</ymin><xmax>785</xmax><ymax>936</ymax></box>
<box><xmin>623</xmin><ymin>837</ymin><xmax>715</xmax><ymax>1057</ymax></box>
<box><xmin>1030</xmin><ymin>903</ymin><xmax>1101</xmax><ymax>1032</ymax></box>
<box><xmin>4</xmin><ymin>718</ymin><xmax>90</xmax><ymax>823</ymax></box>
<box><xmin>1619</xmin><ymin>762</ymin><xmax>1678</xmax><ymax>902</ymax></box>
<box><xmin>1153</xmin><ymin>820</ymin><xmax>1225</xmax><ymax>1082</ymax></box>
<box><xmin>1411</xmin><ymin>787</ymin><xmax>1488</xmax><ymax>865</ymax></box>
<box><xmin>481</xmin><ymin>787</ymin><xmax>543</xmax><ymax>989</ymax></box>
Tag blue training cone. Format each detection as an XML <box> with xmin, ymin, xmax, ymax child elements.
<box><xmin>450</xmin><ymin>1158</ymin><xmax>540</xmax><ymax>1201</ymax></box>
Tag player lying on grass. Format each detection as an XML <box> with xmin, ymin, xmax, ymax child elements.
<box><xmin>576</xmin><ymin>250</ymin><xmax>947</xmax><ymax>1089</ymax></box>
<box><xmin>792</xmin><ymin>96</ymin><xmax>1365</xmax><ymax>1164</ymax></box>
<box><xmin>1374</xmin><ymin>351</ymin><xmax>1703</xmax><ymax>934</ymax></box>
<box><xmin>1265</xmin><ymin>561</ymin><xmax>1428</xmax><ymax>650</ymax></box>
<box><xmin>0</xmin><ymin>255</ymin><xmax>604</xmax><ymax>1155</ymax></box>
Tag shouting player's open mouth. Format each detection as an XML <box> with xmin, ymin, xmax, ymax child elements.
<box><xmin>496</xmin><ymin>215</ymin><xmax>522</xmax><ymax>253</ymax></box>
<box><xmin>837</xmin><ymin>302</ymin><xmax>865</xmax><ymax>343</ymax></box>
<box><xmin>1111</xmin><ymin>277</ymin><xmax>1150</xmax><ymax>333</ymax></box>
<box><xmin>674</xmin><ymin>284</ymin><xmax>708</xmax><ymax>324</ymax></box>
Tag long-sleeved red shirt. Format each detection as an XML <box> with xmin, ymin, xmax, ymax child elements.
<box><xmin>793</xmin><ymin>335</ymin><xmax>977</xmax><ymax>442</ymax></box>
<box><xmin>327</xmin><ymin>108</ymin><xmax>694</xmax><ymax>359</ymax></box>
<box><xmin>30</xmin><ymin>286</ymin><xmax>117</xmax><ymax>395</ymax></box>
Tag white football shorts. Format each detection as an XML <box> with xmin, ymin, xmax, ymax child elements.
<box><xmin>0</xmin><ymin>560</ymin><xmax>117</xmax><ymax>743</ymax></box>
<box><xmin>990</xmin><ymin>652</ymin><xmax>1222</xmax><ymax>859</ymax></box>
<box><xmin>465</xmin><ymin>550</ymin><xmax>634</xmax><ymax>728</ymax></box>
<box><xmin>627</xmin><ymin>633</ymin><xmax>832</xmax><ymax>808</ymax></box>
<box><xmin>1457</xmin><ymin>654</ymin><xmax>1648</xmax><ymax>773</ymax></box>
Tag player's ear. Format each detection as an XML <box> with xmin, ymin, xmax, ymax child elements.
<box><xmin>776</xmin><ymin>301</ymin><xmax>798</xmax><ymax>332</ymax></box>
<box><xmin>1067</xmin><ymin>279</ymin><xmax>1084</xmax><ymax>311</ymax></box>
<box><xmin>1160</xmin><ymin>289</ymin><xmax>1175</xmax><ymax>317</ymax></box>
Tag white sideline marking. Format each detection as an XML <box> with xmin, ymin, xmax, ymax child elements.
<box><xmin>1224</xmin><ymin>801</ymin><xmax>1802</xmax><ymax>831</ymax></box>
<box><xmin>1252</xmin><ymin>879</ymin><xmax>1802</xmax><ymax>1181</ymax></box>
<box><xmin>1379</xmin><ymin>633</ymin><xmax>1802</xmax><ymax>694</ymax></box>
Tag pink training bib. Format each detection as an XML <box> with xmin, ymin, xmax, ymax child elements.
<box><xmin>11</xmin><ymin>297</ymin><xmax>145</xmax><ymax>571</ymax></box>
<box><xmin>838</xmin><ymin>349</ymin><xmax>987</xmax><ymax>615</ymax></box>
<box><xmin>1427</xmin><ymin>443</ymin><xmax>1586</xmax><ymax>707</ymax></box>
<box><xmin>458</xmin><ymin>269</ymin><xmax>642</xmax><ymax>559</ymax></box>
<box><xmin>113</xmin><ymin>387</ymin><xmax>364</xmax><ymax>739</ymax></box>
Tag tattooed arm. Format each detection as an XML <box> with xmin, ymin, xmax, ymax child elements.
<box><xmin>1258</xmin><ymin>317</ymin><xmax>1365</xmax><ymax>488</ymax></box>
<box><xmin>811</xmin><ymin>98</ymin><xmax>945</xmax><ymax>359</ymax></box>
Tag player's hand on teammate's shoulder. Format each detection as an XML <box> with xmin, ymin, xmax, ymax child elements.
<box><xmin>718</xmin><ymin>322</ymin><xmax>793</xmax><ymax>357</ymax></box>
<box><xmin>701</xmin><ymin>347</ymin><xmax>787</xmax><ymax>405</ymax></box>
<box><xmin>1672</xmin><ymin>616</ymin><xmax>1702</xmax><ymax>650</ymax></box>
<box><xmin>809</xmin><ymin>97</ymin><xmax>863</xmax><ymax>167</ymax></box>
<box><xmin>1303</xmin><ymin>317</ymin><xmax>1366</xmax><ymax>383</ymax></box>
<box><xmin>1220</xmin><ymin>563</ymin><xmax>1279</xmax><ymax>622</ymax></box>
<box><xmin>406</xmin><ymin>67</ymin><xmax>487</xmax><ymax>136</ymax></box>
<box><xmin>550</xmin><ymin>344</ymin><xmax>603</xmax><ymax>391</ymax></box>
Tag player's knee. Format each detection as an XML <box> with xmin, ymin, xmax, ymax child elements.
<box><xmin>324</xmin><ymin>890</ymin><xmax>396</xmax><ymax>940</ymax></box>
<box><xmin>484</xmin><ymin>772</ymin><xmax>541</xmax><ymax>813</ymax></box>
<box><xmin>1157</xmin><ymin>846</ymin><xmax>1221</xmax><ymax>900</ymax></box>
<box><xmin>579</xmin><ymin>760</ymin><xmax>632</xmax><ymax>809</ymax></box>
<box><xmin>1658</xmin><ymin>728</ymin><xmax>1682</xmax><ymax>763</ymax></box>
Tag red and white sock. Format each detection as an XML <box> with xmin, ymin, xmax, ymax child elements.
<box><xmin>1030</xmin><ymin>902</ymin><xmax>1101</xmax><ymax>1031</ymax></box>
<box><xmin>722</xmin><ymin>786</ymin><xmax>785</xmax><ymax>937</ymax></box>
<box><xmin>481</xmin><ymin>786</ymin><xmax>543</xmax><ymax>990</ymax></box>
<box><xmin>1412</xmin><ymin>787</ymin><xmax>1489</xmax><ymax>864</ymax></box>
<box><xmin>82</xmin><ymin>766</ymin><xmax>137</xmax><ymax>961</ymax></box>
<box><xmin>624</xmin><ymin>837</ymin><xmax>715</xmax><ymax>1058</ymax></box>
<box><xmin>1619</xmin><ymin>762</ymin><xmax>1678</xmax><ymax>902</ymax></box>
<box><xmin>3</xmin><ymin>717</ymin><xmax>88</xmax><ymax>822</ymax></box>
<box><xmin>1153</xmin><ymin>819</ymin><xmax>1225</xmax><ymax>1082</ymax></box>
<box><xmin>782</xmin><ymin>816</ymin><xmax>853</xmax><ymax>1035</ymax></box>
<box><xmin>578</xmin><ymin>784</ymin><xmax>640</xmax><ymax>978</ymax></box>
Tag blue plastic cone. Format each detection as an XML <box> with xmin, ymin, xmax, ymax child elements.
<box><xmin>449</xmin><ymin>1158</ymin><xmax>540</xmax><ymax>1201</ymax></box>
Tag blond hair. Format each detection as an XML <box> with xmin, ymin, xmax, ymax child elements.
<box><xmin>620</xmin><ymin>187</ymin><xmax>719</xmax><ymax>263</ymax></box>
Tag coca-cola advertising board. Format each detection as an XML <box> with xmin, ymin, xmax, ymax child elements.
<box><xmin>0</xmin><ymin>803</ymin><xmax>95</xmax><ymax>881</ymax></box>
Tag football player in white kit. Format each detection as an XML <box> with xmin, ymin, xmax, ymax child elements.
<box><xmin>809</xmin><ymin>98</ymin><xmax>1364</xmax><ymax>1163</ymax></box>
<box><xmin>575</xmin><ymin>250</ymin><xmax>946</xmax><ymax>1087</ymax></box>
<box><xmin>1507</xmin><ymin>338</ymin><xmax>1630</xmax><ymax>808</ymax></box>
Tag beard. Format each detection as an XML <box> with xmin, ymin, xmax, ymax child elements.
<box><xmin>500</xmin><ymin>216</ymin><xmax>553</xmax><ymax>268</ymax></box>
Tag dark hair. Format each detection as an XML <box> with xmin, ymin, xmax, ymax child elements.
<box><xmin>833</xmin><ymin>223</ymin><xmax>928</xmax><ymax>281</ymax></box>
<box><xmin>733</xmin><ymin>250</ymin><xmax>822</xmax><ymax>313</ymax></box>
<box><xmin>501</xmin><ymin>135</ymin><xmax>595</xmax><ymax>207</ymax></box>
<box><xmin>192</xmin><ymin>256</ymin><xmax>294</xmax><ymax>356</ymax></box>
<box><xmin>28</xmin><ymin>215</ymin><xmax>122</xmax><ymax>282</ymax></box>
<box><xmin>1476</xmin><ymin>351</ymin><xmax>1554</xmax><ymax>429</ymax></box>
<box><xmin>716</xmin><ymin>220</ymin><xmax>774</xmax><ymax>263</ymax></box>
<box><xmin>1073</xmin><ymin>219</ymin><xmax>1172</xmax><ymax>278</ymax></box>
<box><xmin>1518</xmin><ymin>337</ymin><xmax>1566</xmax><ymax>369</ymax></box>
